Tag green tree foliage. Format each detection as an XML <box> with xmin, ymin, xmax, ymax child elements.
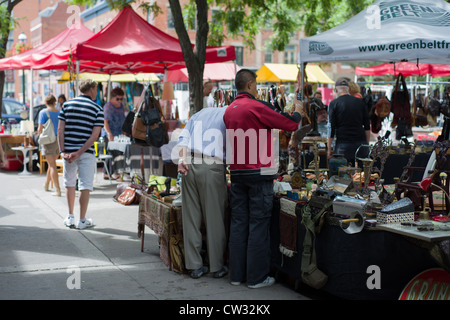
<box><xmin>198</xmin><ymin>0</ymin><xmax>377</xmax><ymax>52</ymax></box>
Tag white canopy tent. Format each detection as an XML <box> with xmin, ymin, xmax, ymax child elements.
<box><xmin>299</xmin><ymin>0</ymin><xmax>450</xmax><ymax>65</ymax></box>
<box><xmin>298</xmin><ymin>0</ymin><xmax>450</xmax><ymax>88</ymax></box>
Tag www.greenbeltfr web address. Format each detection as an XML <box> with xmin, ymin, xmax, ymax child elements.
<box><xmin>359</xmin><ymin>40</ymin><xmax>449</xmax><ymax>53</ymax></box>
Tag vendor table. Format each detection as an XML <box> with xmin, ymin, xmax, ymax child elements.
<box><xmin>138</xmin><ymin>193</ymin><xmax>183</xmax><ymax>270</ymax></box>
<box><xmin>10</xmin><ymin>146</ymin><xmax>38</xmax><ymax>175</ymax></box>
<box><xmin>270</xmin><ymin>195</ymin><xmax>448</xmax><ymax>300</ymax></box>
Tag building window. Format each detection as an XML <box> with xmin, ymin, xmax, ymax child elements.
<box><xmin>235</xmin><ymin>46</ymin><xmax>244</xmax><ymax>66</ymax></box>
<box><xmin>168</xmin><ymin>8</ymin><xmax>174</xmax><ymax>29</ymax></box>
<box><xmin>264</xmin><ymin>42</ymin><xmax>272</xmax><ymax>63</ymax></box>
<box><xmin>284</xmin><ymin>45</ymin><xmax>296</xmax><ymax>64</ymax></box>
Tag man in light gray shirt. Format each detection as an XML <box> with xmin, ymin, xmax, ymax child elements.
<box><xmin>177</xmin><ymin>106</ymin><xmax>228</xmax><ymax>279</ymax></box>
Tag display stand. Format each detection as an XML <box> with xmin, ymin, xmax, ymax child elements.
<box><xmin>138</xmin><ymin>192</ymin><xmax>182</xmax><ymax>270</ymax></box>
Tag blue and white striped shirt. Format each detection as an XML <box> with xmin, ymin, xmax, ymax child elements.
<box><xmin>58</xmin><ymin>95</ymin><xmax>104</xmax><ymax>154</ymax></box>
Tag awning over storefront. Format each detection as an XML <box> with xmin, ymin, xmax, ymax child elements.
<box><xmin>256</xmin><ymin>63</ymin><xmax>334</xmax><ymax>84</ymax></box>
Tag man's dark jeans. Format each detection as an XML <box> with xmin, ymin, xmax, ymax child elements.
<box><xmin>228</xmin><ymin>178</ymin><xmax>273</xmax><ymax>285</ymax></box>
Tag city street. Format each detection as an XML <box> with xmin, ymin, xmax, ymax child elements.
<box><xmin>0</xmin><ymin>168</ymin><xmax>307</xmax><ymax>301</ymax></box>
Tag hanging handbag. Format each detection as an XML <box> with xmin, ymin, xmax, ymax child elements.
<box><xmin>122</xmin><ymin>110</ymin><xmax>135</xmax><ymax>137</ymax></box>
<box><xmin>395</xmin><ymin>118</ymin><xmax>413</xmax><ymax>140</ymax></box>
<box><xmin>412</xmin><ymin>87</ymin><xmax>428</xmax><ymax>127</ymax></box>
<box><xmin>375</xmin><ymin>95</ymin><xmax>391</xmax><ymax>119</ymax></box>
<box><xmin>38</xmin><ymin>110</ymin><xmax>57</xmax><ymax>145</ymax></box>
<box><xmin>427</xmin><ymin>97</ymin><xmax>441</xmax><ymax>117</ymax></box>
<box><xmin>131</xmin><ymin>87</ymin><xmax>151</xmax><ymax>144</ymax></box>
<box><xmin>145</xmin><ymin>96</ymin><xmax>168</xmax><ymax>148</ymax></box>
<box><xmin>391</xmin><ymin>73</ymin><xmax>412</xmax><ymax>127</ymax></box>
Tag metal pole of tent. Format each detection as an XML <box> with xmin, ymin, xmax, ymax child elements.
<box><xmin>76</xmin><ymin>60</ymin><xmax>80</xmax><ymax>96</ymax></box>
<box><xmin>29</xmin><ymin>69</ymin><xmax>33</xmax><ymax>121</ymax></box>
<box><xmin>107</xmin><ymin>74</ymin><xmax>111</xmax><ymax>102</ymax></box>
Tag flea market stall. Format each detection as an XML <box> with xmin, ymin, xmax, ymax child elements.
<box><xmin>0</xmin><ymin>24</ymin><xmax>95</xmax><ymax>171</ymax></box>
<box><xmin>71</xmin><ymin>6</ymin><xmax>236</xmax><ymax>182</ymax></box>
<box><xmin>1</xmin><ymin>6</ymin><xmax>236</xmax><ymax>177</ymax></box>
<box><xmin>268</xmin><ymin>0</ymin><xmax>450</xmax><ymax>299</ymax></box>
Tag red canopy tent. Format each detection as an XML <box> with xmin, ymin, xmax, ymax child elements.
<box><xmin>355</xmin><ymin>62</ymin><xmax>450</xmax><ymax>77</ymax></box>
<box><xmin>71</xmin><ymin>6</ymin><xmax>235</xmax><ymax>74</ymax></box>
<box><xmin>0</xmin><ymin>6</ymin><xmax>235</xmax><ymax>74</ymax></box>
<box><xmin>167</xmin><ymin>62</ymin><xmax>240</xmax><ymax>82</ymax></box>
<box><xmin>429</xmin><ymin>65</ymin><xmax>450</xmax><ymax>77</ymax></box>
<box><xmin>0</xmin><ymin>23</ymin><xmax>94</xmax><ymax>70</ymax></box>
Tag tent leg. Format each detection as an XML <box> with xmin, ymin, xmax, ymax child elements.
<box><xmin>29</xmin><ymin>68</ymin><xmax>33</xmax><ymax>122</ymax></box>
<box><xmin>299</xmin><ymin>63</ymin><xmax>305</xmax><ymax>99</ymax></box>
<box><xmin>76</xmin><ymin>60</ymin><xmax>80</xmax><ymax>96</ymax></box>
<box><xmin>107</xmin><ymin>74</ymin><xmax>111</xmax><ymax>102</ymax></box>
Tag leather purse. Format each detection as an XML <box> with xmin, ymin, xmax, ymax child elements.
<box><xmin>121</xmin><ymin>111</ymin><xmax>135</xmax><ymax>137</ymax></box>
<box><xmin>117</xmin><ymin>187</ymin><xmax>138</xmax><ymax>205</ymax></box>
<box><xmin>391</xmin><ymin>73</ymin><xmax>412</xmax><ymax>127</ymax></box>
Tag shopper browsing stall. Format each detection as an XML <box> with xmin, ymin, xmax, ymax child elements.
<box><xmin>327</xmin><ymin>77</ymin><xmax>370</xmax><ymax>165</ymax></box>
<box><xmin>177</xmin><ymin>107</ymin><xmax>228</xmax><ymax>279</ymax></box>
<box><xmin>101</xmin><ymin>87</ymin><xmax>126</xmax><ymax>180</ymax></box>
<box><xmin>223</xmin><ymin>69</ymin><xmax>302</xmax><ymax>289</ymax></box>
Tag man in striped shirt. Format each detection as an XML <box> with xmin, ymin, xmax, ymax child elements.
<box><xmin>58</xmin><ymin>79</ymin><xmax>104</xmax><ymax>230</ymax></box>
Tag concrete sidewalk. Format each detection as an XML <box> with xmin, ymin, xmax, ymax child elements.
<box><xmin>0</xmin><ymin>168</ymin><xmax>307</xmax><ymax>301</ymax></box>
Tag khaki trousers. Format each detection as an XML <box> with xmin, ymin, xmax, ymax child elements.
<box><xmin>181</xmin><ymin>162</ymin><xmax>227</xmax><ymax>272</ymax></box>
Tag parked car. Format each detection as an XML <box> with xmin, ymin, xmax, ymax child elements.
<box><xmin>1</xmin><ymin>98</ymin><xmax>46</xmax><ymax>130</ymax></box>
<box><xmin>1</xmin><ymin>98</ymin><xmax>27</xmax><ymax>124</ymax></box>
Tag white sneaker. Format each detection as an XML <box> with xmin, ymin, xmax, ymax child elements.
<box><xmin>63</xmin><ymin>216</ymin><xmax>75</xmax><ymax>228</ymax></box>
<box><xmin>247</xmin><ymin>276</ymin><xmax>275</xmax><ymax>289</ymax></box>
<box><xmin>77</xmin><ymin>218</ymin><xmax>94</xmax><ymax>230</ymax></box>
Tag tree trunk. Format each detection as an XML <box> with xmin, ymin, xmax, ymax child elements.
<box><xmin>168</xmin><ymin>0</ymin><xmax>209</xmax><ymax>117</ymax></box>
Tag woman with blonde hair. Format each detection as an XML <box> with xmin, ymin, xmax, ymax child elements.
<box><xmin>37</xmin><ymin>94</ymin><xmax>61</xmax><ymax>196</ymax></box>
<box><xmin>348</xmin><ymin>81</ymin><xmax>363</xmax><ymax>99</ymax></box>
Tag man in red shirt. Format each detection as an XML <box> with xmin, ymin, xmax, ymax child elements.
<box><xmin>224</xmin><ymin>69</ymin><xmax>302</xmax><ymax>288</ymax></box>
